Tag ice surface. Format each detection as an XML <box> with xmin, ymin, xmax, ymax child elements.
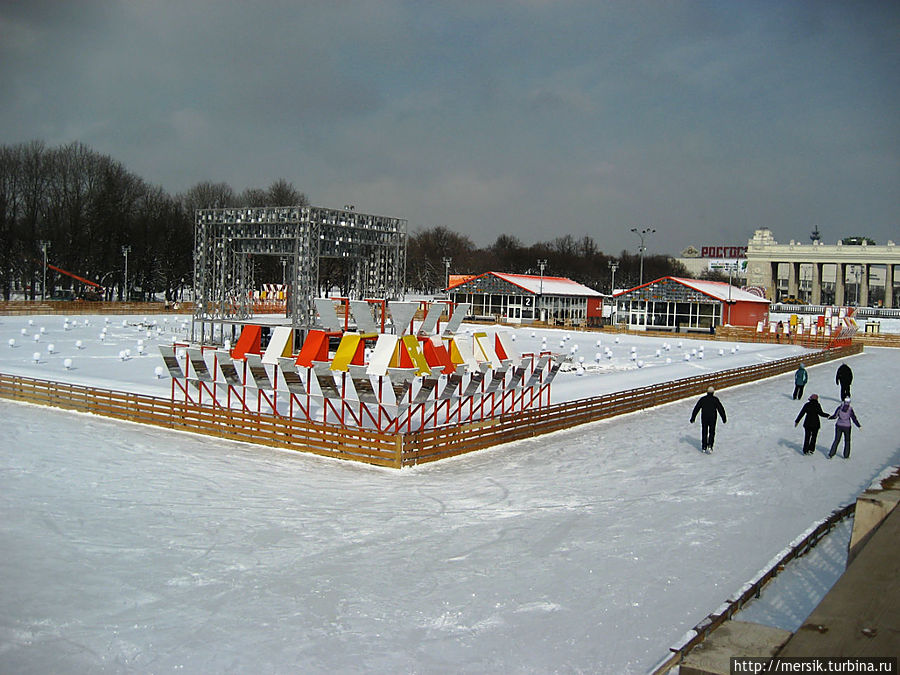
<box><xmin>0</xmin><ymin>314</ymin><xmax>814</xmax><ymax>404</ymax></box>
<box><xmin>0</xmin><ymin>314</ymin><xmax>898</xmax><ymax>673</ymax></box>
<box><xmin>735</xmin><ymin>519</ymin><xmax>854</xmax><ymax>632</ymax></box>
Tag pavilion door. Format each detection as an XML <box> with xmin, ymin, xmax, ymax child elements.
<box><xmin>628</xmin><ymin>304</ymin><xmax>647</xmax><ymax>331</ymax></box>
<box><xmin>507</xmin><ymin>296</ymin><xmax>534</xmax><ymax>324</ymax></box>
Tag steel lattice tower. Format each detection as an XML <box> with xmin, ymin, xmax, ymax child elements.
<box><xmin>192</xmin><ymin>206</ymin><xmax>406</xmax><ymax>344</ymax></box>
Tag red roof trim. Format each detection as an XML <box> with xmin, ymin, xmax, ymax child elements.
<box><xmin>614</xmin><ymin>276</ymin><xmax>769</xmax><ymax>303</ymax></box>
<box><xmin>446</xmin><ymin>272</ymin><xmax>489</xmax><ymax>291</ymax></box>
<box><xmin>448</xmin><ymin>271</ymin><xmax>590</xmax><ymax>295</ymax></box>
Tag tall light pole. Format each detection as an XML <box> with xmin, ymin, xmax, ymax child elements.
<box><xmin>537</xmin><ymin>259</ymin><xmax>547</xmax><ymax>322</ymax></box>
<box><xmin>726</xmin><ymin>261</ymin><xmax>734</xmax><ymax>326</ymax></box>
<box><xmin>630</xmin><ymin>227</ymin><xmax>655</xmax><ymax>287</ymax></box>
<box><xmin>39</xmin><ymin>240</ymin><xmax>50</xmax><ymax>301</ymax></box>
<box><xmin>442</xmin><ymin>257</ymin><xmax>452</xmax><ymax>293</ymax></box>
<box><xmin>608</xmin><ymin>259</ymin><xmax>619</xmax><ymax>325</ymax></box>
<box><xmin>121</xmin><ymin>245</ymin><xmax>131</xmax><ymax>302</ymax></box>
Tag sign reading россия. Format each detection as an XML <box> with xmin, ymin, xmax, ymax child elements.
<box><xmin>701</xmin><ymin>245</ymin><xmax>747</xmax><ymax>258</ymax></box>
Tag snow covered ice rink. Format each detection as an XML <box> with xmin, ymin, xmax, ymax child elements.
<box><xmin>1</xmin><ymin>314</ymin><xmax>899</xmax><ymax>673</ymax></box>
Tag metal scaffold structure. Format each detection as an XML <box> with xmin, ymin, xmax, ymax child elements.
<box><xmin>192</xmin><ymin>206</ymin><xmax>407</xmax><ymax>345</ymax></box>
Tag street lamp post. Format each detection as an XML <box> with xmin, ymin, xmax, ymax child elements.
<box><xmin>726</xmin><ymin>261</ymin><xmax>735</xmax><ymax>326</ymax></box>
<box><xmin>39</xmin><ymin>240</ymin><xmax>50</xmax><ymax>301</ymax></box>
<box><xmin>608</xmin><ymin>260</ymin><xmax>619</xmax><ymax>325</ymax></box>
<box><xmin>442</xmin><ymin>257</ymin><xmax>452</xmax><ymax>293</ymax></box>
<box><xmin>121</xmin><ymin>245</ymin><xmax>131</xmax><ymax>302</ymax></box>
<box><xmin>630</xmin><ymin>227</ymin><xmax>655</xmax><ymax>287</ymax></box>
<box><xmin>537</xmin><ymin>259</ymin><xmax>547</xmax><ymax>322</ymax></box>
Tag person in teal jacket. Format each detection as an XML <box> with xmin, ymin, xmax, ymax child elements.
<box><xmin>792</xmin><ymin>363</ymin><xmax>808</xmax><ymax>400</ymax></box>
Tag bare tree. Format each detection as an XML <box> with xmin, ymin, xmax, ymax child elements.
<box><xmin>266</xmin><ymin>178</ymin><xmax>307</xmax><ymax>207</ymax></box>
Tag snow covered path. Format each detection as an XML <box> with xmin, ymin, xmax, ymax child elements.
<box><xmin>1</xmin><ymin>348</ymin><xmax>898</xmax><ymax>673</ymax></box>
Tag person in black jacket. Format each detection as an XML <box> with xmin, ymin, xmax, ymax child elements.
<box><xmin>836</xmin><ymin>363</ymin><xmax>853</xmax><ymax>401</ymax></box>
<box><xmin>794</xmin><ymin>393</ymin><xmax>829</xmax><ymax>455</ymax></box>
<box><xmin>690</xmin><ymin>386</ymin><xmax>727</xmax><ymax>453</ymax></box>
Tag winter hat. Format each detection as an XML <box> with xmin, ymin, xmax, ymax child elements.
<box><xmin>843</xmin><ymin>397</ymin><xmax>851</xmax><ymax>403</ymax></box>
<box><xmin>809</xmin><ymin>394</ymin><xmax>818</xmax><ymax>400</ymax></box>
<box><xmin>707</xmin><ymin>386</ymin><xmax>715</xmax><ymax>394</ymax></box>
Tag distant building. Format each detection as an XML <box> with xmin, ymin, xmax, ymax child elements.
<box><xmin>447</xmin><ymin>272</ymin><xmax>604</xmax><ymax>326</ymax></box>
<box><xmin>675</xmin><ymin>243</ymin><xmax>748</xmax><ymax>282</ymax></box>
<box><xmin>745</xmin><ymin>228</ymin><xmax>899</xmax><ymax>307</ymax></box>
<box><xmin>612</xmin><ymin>276</ymin><xmax>770</xmax><ymax>331</ymax></box>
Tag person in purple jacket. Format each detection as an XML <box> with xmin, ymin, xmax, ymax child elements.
<box><xmin>827</xmin><ymin>397</ymin><xmax>861</xmax><ymax>459</ymax></box>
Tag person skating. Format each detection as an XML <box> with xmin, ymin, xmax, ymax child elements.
<box><xmin>794</xmin><ymin>393</ymin><xmax>828</xmax><ymax>455</ymax></box>
<box><xmin>792</xmin><ymin>363</ymin><xmax>808</xmax><ymax>400</ymax></box>
<box><xmin>828</xmin><ymin>397</ymin><xmax>861</xmax><ymax>459</ymax></box>
<box><xmin>835</xmin><ymin>363</ymin><xmax>853</xmax><ymax>401</ymax></box>
<box><xmin>690</xmin><ymin>386</ymin><xmax>727</xmax><ymax>453</ymax></box>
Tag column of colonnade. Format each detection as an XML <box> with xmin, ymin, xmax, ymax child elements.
<box><xmin>785</xmin><ymin>262</ymin><xmax>895</xmax><ymax>308</ymax></box>
<box><xmin>878</xmin><ymin>264</ymin><xmax>894</xmax><ymax>308</ymax></box>
<box><xmin>811</xmin><ymin>263</ymin><xmax>822</xmax><ymax>305</ymax></box>
<box><xmin>756</xmin><ymin>261</ymin><xmax>897</xmax><ymax>308</ymax></box>
<box><xmin>745</xmin><ymin>229</ymin><xmax>899</xmax><ymax>308</ymax></box>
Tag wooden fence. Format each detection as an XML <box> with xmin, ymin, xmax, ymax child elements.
<box><xmin>717</xmin><ymin>325</ymin><xmax>900</xmax><ymax>349</ymax></box>
<box><xmin>0</xmin><ymin>375</ymin><xmax>402</xmax><ymax>468</ymax></box>
<box><xmin>0</xmin><ymin>343</ymin><xmax>861</xmax><ymax>469</ymax></box>
<box><xmin>0</xmin><ymin>301</ymin><xmax>194</xmax><ymax>315</ymax></box>
<box><xmin>400</xmin><ymin>343</ymin><xmax>863</xmax><ymax>466</ymax></box>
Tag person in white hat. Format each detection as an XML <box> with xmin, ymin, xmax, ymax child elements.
<box><xmin>828</xmin><ymin>397</ymin><xmax>861</xmax><ymax>459</ymax></box>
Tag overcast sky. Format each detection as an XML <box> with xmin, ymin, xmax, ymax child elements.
<box><xmin>2</xmin><ymin>1</ymin><xmax>898</xmax><ymax>255</ymax></box>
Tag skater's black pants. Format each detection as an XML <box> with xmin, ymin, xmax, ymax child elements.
<box><xmin>839</xmin><ymin>385</ymin><xmax>851</xmax><ymax>401</ymax></box>
<box><xmin>802</xmin><ymin>426</ymin><xmax>819</xmax><ymax>454</ymax></box>
<box><xmin>701</xmin><ymin>421</ymin><xmax>717</xmax><ymax>450</ymax></box>
<box><xmin>829</xmin><ymin>427</ymin><xmax>852</xmax><ymax>458</ymax></box>
<box><xmin>792</xmin><ymin>384</ymin><xmax>805</xmax><ymax>400</ymax></box>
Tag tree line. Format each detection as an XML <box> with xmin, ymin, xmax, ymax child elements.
<box><xmin>407</xmin><ymin>226</ymin><xmax>688</xmax><ymax>294</ymax></box>
<box><xmin>1</xmin><ymin>139</ymin><xmax>689</xmax><ymax>302</ymax></box>
<box><xmin>0</xmin><ymin>141</ymin><xmax>310</xmax><ymax>301</ymax></box>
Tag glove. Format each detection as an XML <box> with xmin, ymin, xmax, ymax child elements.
<box><xmin>794</xmin><ymin>422</ymin><xmax>798</xmax><ymax>427</ymax></box>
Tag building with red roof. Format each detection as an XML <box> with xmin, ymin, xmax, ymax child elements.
<box><xmin>611</xmin><ymin>276</ymin><xmax>770</xmax><ymax>331</ymax></box>
<box><xmin>447</xmin><ymin>271</ymin><xmax>604</xmax><ymax>326</ymax></box>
